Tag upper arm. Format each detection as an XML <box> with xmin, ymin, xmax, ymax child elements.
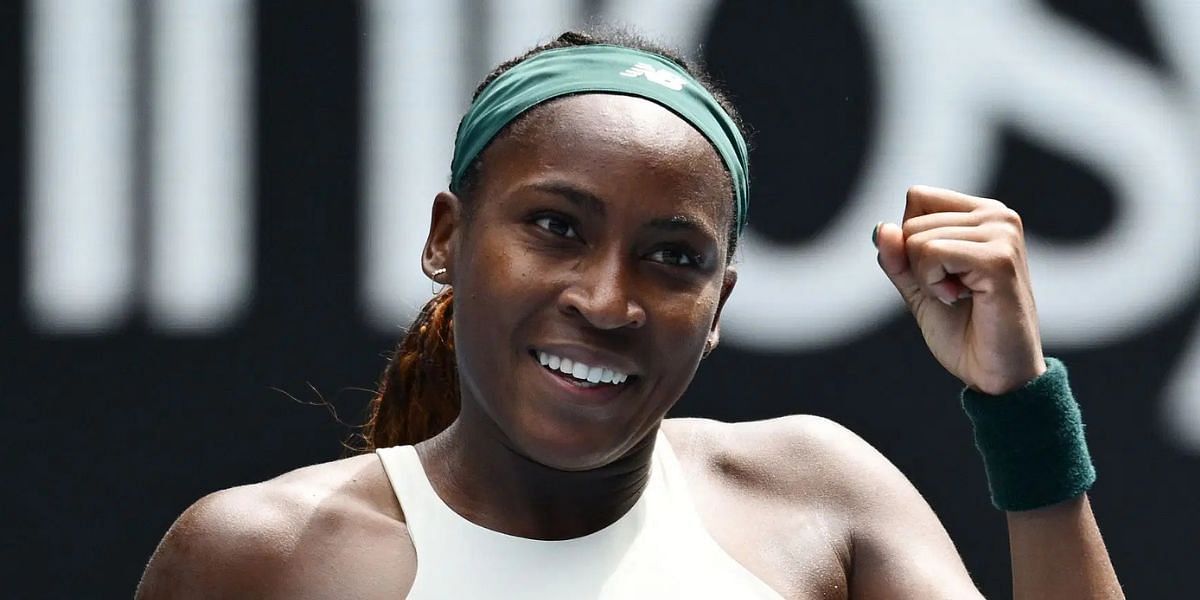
<box><xmin>137</xmin><ymin>458</ymin><xmax>419</xmax><ymax>600</ymax></box>
<box><xmin>136</xmin><ymin>487</ymin><xmax>296</xmax><ymax>599</ymax></box>
<box><xmin>813</xmin><ymin>419</ymin><xmax>983</xmax><ymax>599</ymax></box>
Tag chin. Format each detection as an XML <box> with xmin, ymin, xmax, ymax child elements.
<box><xmin>505</xmin><ymin>408</ymin><xmax>642</xmax><ymax>471</ymax></box>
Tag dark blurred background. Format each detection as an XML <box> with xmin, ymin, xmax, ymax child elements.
<box><xmin>4</xmin><ymin>1</ymin><xmax>1198</xmax><ymax>597</ymax></box>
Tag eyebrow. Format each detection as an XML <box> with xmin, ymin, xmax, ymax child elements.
<box><xmin>523</xmin><ymin>180</ymin><xmax>719</xmax><ymax>242</ymax></box>
<box><xmin>646</xmin><ymin>214</ymin><xmax>714</xmax><ymax>239</ymax></box>
<box><xmin>526</xmin><ymin>181</ymin><xmax>606</xmax><ymax>216</ymax></box>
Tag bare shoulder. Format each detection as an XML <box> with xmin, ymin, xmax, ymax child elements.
<box><xmin>662</xmin><ymin>414</ymin><xmax>896</xmax><ymax>510</ymax></box>
<box><xmin>659</xmin><ymin>415</ymin><xmax>900</xmax><ymax>595</ymax></box>
<box><xmin>662</xmin><ymin>416</ymin><xmax>980</xmax><ymax>597</ymax></box>
<box><xmin>136</xmin><ymin>453</ymin><xmax>415</xmax><ymax>600</ymax></box>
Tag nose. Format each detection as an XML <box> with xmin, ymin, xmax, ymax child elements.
<box><xmin>558</xmin><ymin>251</ymin><xmax>646</xmax><ymax>330</ymax></box>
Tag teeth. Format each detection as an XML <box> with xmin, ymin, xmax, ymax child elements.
<box><xmin>536</xmin><ymin>351</ymin><xmax>630</xmax><ymax>385</ymax></box>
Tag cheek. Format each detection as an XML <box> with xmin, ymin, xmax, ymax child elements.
<box><xmin>456</xmin><ymin>211</ymin><xmax>517</xmax><ymax>276</ymax></box>
<box><xmin>450</xmin><ymin>226</ymin><xmax>553</xmax><ymax>381</ymax></box>
<box><xmin>460</xmin><ymin>230</ymin><xmax>544</xmax><ymax>301</ymax></box>
<box><xmin>657</xmin><ymin>282</ymin><xmax>720</xmax><ymax>333</ymax></box>
<box><xmin>644</xmin><ymin>287</ymin><xmax>721</xmax><ymax>382</ymax></box>
<box><xmin>451</xmin><ymin>229</ymin><xmax>535</xmax><ymax>362</ymax></box>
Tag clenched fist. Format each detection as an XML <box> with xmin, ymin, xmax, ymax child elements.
<box><xmin>875</xmin><ymin>186</ymin><xmax>1047</xmax><ymax>395</ymax></box>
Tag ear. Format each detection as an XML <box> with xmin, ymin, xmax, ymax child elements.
<box><xmin>705</xmin><ymin>265</ymin><xmax>738</xmax><ymax>354</ymax></box>
<box><xmin>421</xmin><ymin>191</ymin><xmax>463</xmax><ymax>283</ymax></box>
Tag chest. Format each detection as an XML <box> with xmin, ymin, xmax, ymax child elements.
<box><xmin>292</xmin><ymin>539</ymin><xmax>836</xmax><ymax>600</ymax></box>
<box><xmin>297</xmin><ymin>504</ymin><xmax>845</xmax><ymax>599</ymax></box>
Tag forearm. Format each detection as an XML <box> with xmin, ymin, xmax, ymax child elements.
<box><xmin>960</xmin><ymin>358</ymin><xmax>1122</xmax><ymax>598</ymax></box>
<box><xmin>1006</xmin><ymin>493</ymin><xmax>1122</xmax><ymax>599</ymax></box>
<box><xmin>874</xmin><ymin>192</ymin><xmax>1125</xmax><ymax>598</ymax></box>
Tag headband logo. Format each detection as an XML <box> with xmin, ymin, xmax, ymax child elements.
<box><xmin>619</xmin><ymin>62</ymin><xmax>687</xmax><ymax>91</ymax></box>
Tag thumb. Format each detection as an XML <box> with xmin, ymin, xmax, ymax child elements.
<box><xmin>874</xmin><ymin>222</ymin><xmax>921</xmax><ymax>308</ymax></box>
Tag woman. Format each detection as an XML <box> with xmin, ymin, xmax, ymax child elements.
<box><xmin>138</xmin><ymin>31</ymin><xmax>1122</xmax><ymax>598</ymax></box>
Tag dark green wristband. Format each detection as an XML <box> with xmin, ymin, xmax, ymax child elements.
<box><xmin>961</xmin><ymin>357</ymin><xmax>1096</xmax><ymax>511</ymax></box>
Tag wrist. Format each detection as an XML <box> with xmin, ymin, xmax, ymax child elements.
<box><xmin>961</xmin><ymin>357</ymin><xmax>1096</xmax><ymax>511</ymax></box>
<box><xmin>971</xmin><ymin>353</ymin><xmax>1048</xmax><ymax>396</ymax></box>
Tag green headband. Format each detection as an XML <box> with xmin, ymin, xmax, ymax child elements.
<box><xmin>450</xmin><ymin>45</ymin><xmax>750</xmax><ymax>234</ymax></box>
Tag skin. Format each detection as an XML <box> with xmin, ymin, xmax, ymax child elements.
<box><xmin>137</xmin><ymin>94</ymin><xmax>1122</xmax><ymax>599</ymax></box>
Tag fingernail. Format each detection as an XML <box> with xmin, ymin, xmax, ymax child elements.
<box><xmin>871</xmin><ymin>222</ymin><xmax>882</xmax><ymax>248</ymax></box>
<box><xmin>957</xmin><ymin>290</ymin><xmax>973</xmax><ymax>300</ymax></box>
<box><xmin>939</xmin><ymin>297</ymin><xmax>955</xmax><ymax>307</ymax></box>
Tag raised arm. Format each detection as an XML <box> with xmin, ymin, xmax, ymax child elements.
<box><xmin>1007</xmin><ymin>494</ymin><xmax>1120</xmax><ymax>598</ymax></box>
<box><xmin>871</xmin><ymin>185</ymin><xmax>1122</xmax><ymax>598</ymax></box>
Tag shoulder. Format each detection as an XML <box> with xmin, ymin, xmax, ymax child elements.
<box><xmin>136</xmin><ymin>453</ymin><xmax>415</xmax><ymax>599</ymax></box>
<box><xmin>659</xmin><ymin>416</ymin><xmax>903</xmax><ymax>593</ymax></box>
<box><xmin>662</xmin><ymin>414</ymin><xmax>896</xmax><ymax>509</ymax></box>
<box><xmin>662</xmin><ymin>416</ymin><xmax>981</xmax><ymax>596</ymax></box>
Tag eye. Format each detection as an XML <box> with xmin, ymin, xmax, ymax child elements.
<box><xmin>647</xmin><ymin>247</ymin><xmax>702</xmax><ymax>267</ymax></box>
<box><xmin>533</xmin><ymin>215</ymin><xmax>578</xmax><ymax>239</ymax></box>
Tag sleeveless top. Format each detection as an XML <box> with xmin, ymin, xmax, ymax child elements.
<box><xmin>375</xmin><ymin>430</ymin><xmax>784</xmax><ymax>599</ymax></box>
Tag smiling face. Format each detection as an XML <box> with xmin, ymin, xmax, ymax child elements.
<box><xmin>424</xmin><ymin>93</ymin><xmax>737</xmax><ymax>470</ymax></box>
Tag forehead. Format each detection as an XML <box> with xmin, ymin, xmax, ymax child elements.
<box><xmin>477</xmin><ymin>94</ymin><xmax>733</xmax><ymax>223</ymax></box>
<box><xmin>509</xmin><ymin>94</ymin><xmax>723</xmax><ymax>170</ymax></box>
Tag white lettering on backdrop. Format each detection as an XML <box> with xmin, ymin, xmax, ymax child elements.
<box><xmin>603</xmin><ymin>0</ymin><xmax>1200</xmax><ymax>452</ymax></box>
<box><xmin>23</xmin><ymin>1</ymin><xmax>1200</xmax><ymax>451</ymax></box>
<box><xmin>25</xmin><ymin>0</ymin><xmax>252</xmax><ymax>333</ymax></box>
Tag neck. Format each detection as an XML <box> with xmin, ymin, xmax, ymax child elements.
<box><xmin>416</xmin><ymin>403</ymin><xmax>656</xmax><ymax>541</ymax></box>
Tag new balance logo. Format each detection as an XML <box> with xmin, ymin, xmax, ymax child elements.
<box><xmin>619</xmin><ymin>62</ymin><xmax>687</xmax><ymax>91</ymax></box>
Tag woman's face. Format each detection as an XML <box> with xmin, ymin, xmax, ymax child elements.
<box><xmin>429</xmin><ymin>94</ymin><xmax>737</xmax><ymax>470</ymax></box>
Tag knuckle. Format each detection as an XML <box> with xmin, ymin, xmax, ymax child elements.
<box><xmin>918</xmin><ymin>240</ymin><xmax>951</xmax><ymax>283</ymax></box>
<box><xmin>904</xmin><ymin>231</ymin><xmax>929</xmax><ymax>257</ymax></box>
<box><xmin>986</xmin><ymin>242</ymin><xmax>1020</xmax><ymax>274</ymax></box>
<box><xmin>999</xmin><ymin>206</ymin><xmax>1023</xmax><ymax>228</ymax></box>
<box><xmin>985</xmin><ymin>219</ymin><xmax>1021</xmax><ymax>242</ymax></box>
<box><xmin>924</xmin><ymin>237</ymin><xmax>949</xmax><ymax>254</ymax></box>
<box><xmin>979</xmin><ymin>206</ymin><xmax>1023</xmax><ymax>235</ymax></box>
<box><xmin>904</xmin><ymin>231</ymin><xmax>921</xmax><ymax>251</ymax></box>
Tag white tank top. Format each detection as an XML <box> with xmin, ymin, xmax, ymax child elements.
<box><xmin>376</xmin><ymin>430</ymin><xmax>784</xmax><ymax>599</ymax></box>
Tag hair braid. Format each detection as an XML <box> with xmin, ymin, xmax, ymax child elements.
<box><xmin>362</xmin><ymin>289</ymin><xmax>459</xmax><ymax>449</ymax></box>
